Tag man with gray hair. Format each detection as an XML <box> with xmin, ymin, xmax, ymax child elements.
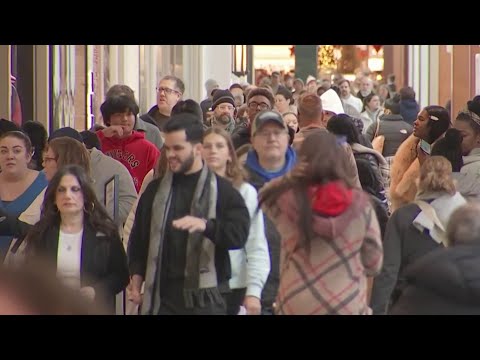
<box><xmin>447</xmin><ymin>203</ymin><xmax>480</xmax><ymax>245</ymax></box>
<box><xmin>141</xmin><ymin>75</ymin><xmax>185</xmax><ymax>131</ymax></box>
<box><xmin>357</xmin><ymin>77</ymin><xmax>374</xmax><ymax>106</ymax></box>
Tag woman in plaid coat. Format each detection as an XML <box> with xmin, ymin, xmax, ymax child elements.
<box><xmin>260</xmin><ymin>131</ymin><xmax>383</xmax><ymax>315</ymax></box>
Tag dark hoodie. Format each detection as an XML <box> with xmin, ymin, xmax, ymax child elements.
<box><xmin>399</xmin><ymin>99</ymin><xmax>419</xmax><ymax>125</ymax></box>
<box><xmin>390</xmin><ymin>245</ymin><xmax>480</xmax><ymax>315</ymax></box>
<box><xmin>232</xmin><ymin>125</ymin><xmax>251</xmax><ymax>150</ymax></box>
<box><xmin>97</xmin><ymin>130</ymin><xmax>160</xmax><ymax>193</ymax></box>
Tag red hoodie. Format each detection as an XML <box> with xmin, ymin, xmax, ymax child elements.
<box><xmin>97</xmin><ymin>130</ymin><xmax>160</xmax><ymax>193</ymax></box>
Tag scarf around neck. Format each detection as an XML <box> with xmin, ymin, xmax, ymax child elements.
<box><xmin>141</xmin><ymin>164</ymin><xmax>221</xmax><ymax>314</ymax></box>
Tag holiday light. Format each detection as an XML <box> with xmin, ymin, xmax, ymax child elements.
<box><xmin>318</xmin><ymin>45</ymin><xmax>337</xmax><ymax>71</ymax></box>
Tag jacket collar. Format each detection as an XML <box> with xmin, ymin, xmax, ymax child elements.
<box><xmin>134</xmin><ymin>117</ymin><xmax>147</xmax><ymax>132</ymax></box>
<box><xmin>43</xmin><ymin>222</ymin><xmax>98</xmax><ymax>285</ymax></box>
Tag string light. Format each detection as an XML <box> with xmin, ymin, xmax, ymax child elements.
<box><xmin>318</xmin><ymin>45</ymin><xmax>337</xmax><ymax>71</ymax></box>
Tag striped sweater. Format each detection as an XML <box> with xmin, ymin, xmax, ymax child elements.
<box><xmin>262</xmin><ymin>186</ymin><xmax>383</xmax><ymax>315</ymax></box>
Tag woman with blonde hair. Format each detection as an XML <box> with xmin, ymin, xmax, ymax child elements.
<box><xmin>390</xmin><ymin>203</ymin><xmax>480</xmax><ymax>315</ymax></box>
<box><xmin>202</xmin><ymin>127</ymin><xmax>270</xmax><ymax>315</ymax></box>
<box><xmin>370</xmin><ymin>156</ymin><xmax>467</xmax><ymax>314</ymax></box>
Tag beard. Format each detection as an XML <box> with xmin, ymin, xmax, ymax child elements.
<box><xmin>215</xmin><ymin>113</ymin><xmax>233</xmax><ymax>126</ymax></box>
<box><xmin>171</xmin><ymin>150</ymin><xmax>195</xmax><ymax>174</ymax></box>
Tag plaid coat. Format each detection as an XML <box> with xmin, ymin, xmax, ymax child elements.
<box><xmin>262</xmin><ymin>188</ymin><xmax>383</xmax><ymax>315</ymax></box>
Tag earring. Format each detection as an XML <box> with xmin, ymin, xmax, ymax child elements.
<box><xmin>83</xmin><ymin>202</ymin><xmax>95</xmax><ymax>214</ymax></box>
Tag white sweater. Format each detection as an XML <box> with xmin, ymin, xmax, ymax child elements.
<box><xmin>229</xmin><ymin>182</ymin><xmax>270</xmax><ymax>298</ymax></box>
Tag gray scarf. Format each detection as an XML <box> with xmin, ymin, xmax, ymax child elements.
<box><xmin>141</xmin><ymin>164</ymin><xmax>221</xmax><ymax>315</ymax></box>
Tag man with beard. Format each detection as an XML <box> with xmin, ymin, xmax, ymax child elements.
<box><xmin>357</xmin><ymin>77</ymin><xmax>374</xmax><ymax>108</ymax></box>
<box><xmin>141</xmin><ymin>75</ymin><xmax>185</xmax><ymax>132</ymax></box>
<box><xmin>210</xmin><ymin>89</ymin><xmax>237</xmax><ymax>134</ymax></box>
<box><xmin>128</xmin><ymin>114</ymin><xmax>250</xmax><ymax>315</ymax></box>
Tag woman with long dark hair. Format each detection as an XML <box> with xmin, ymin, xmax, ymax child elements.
<box><xmin>432</xmin><ymin>127</ymin><xmax>480</xmax><ymax>201</ymax></box>
<box><xmin>327</xmin><ymin>114</ymin><xmax>388</xmax><ymax>209</ymax></box>
<box><xmin>25</xmin><ymin>165</ymin><xmax>129</xmax><ymax>312</ymax></box>
<box><xmin>259</xmin><ymin>131</ymin><xmax>383</xmax><ymax>315</ymax></box>
<box><xmin>390</xmin><ymin>105</ymin><xmax>450</xmax><ymax>211</ymax></box>
<box><xmin>0</xmin><ymin>136</ymin><xmax>91</xmax><ymax>262</ymax></box>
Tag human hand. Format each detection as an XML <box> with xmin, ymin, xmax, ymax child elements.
<box><xmin>244</xmin><ymin>296</ymin><xmax>261</xmax><ymax>315</ymax></box>
<box><xmin>102</xmin><ymin>125</ymin><xmax>124</xmax><ymax>138</ymax></box>
<box><xmin>172</xmin><ymin>216</ymin><xmax>207</xmax><ymax>233</ymax></box>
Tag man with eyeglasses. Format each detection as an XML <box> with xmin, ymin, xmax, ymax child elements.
<box><xmin>210</xmin><ymin>89</ymin><xmax>237</xmax><ymax>134</ymax></box>
<box><xmin>231</xmin><ymin>88</ymin><xmax>275</xmax><ymax>149</ymax></box>
<box><xmin>244</xmin><ymin>110</ymin><xmax>297</xmax><ymax>315</ymax></box>
<box><xmin>140</xmin><ymin>75</ymin><xmax>185</xmax><ymax>132</ymax></box>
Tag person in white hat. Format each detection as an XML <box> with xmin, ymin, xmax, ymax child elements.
<box><xmin>320</xmin><ymin>89</ymin><xmax>345</xmax><ymax>122</ymax></box>
<box><xmin>319</xmin><ymin>89</ymin><xmax>361</xmax><ymax>189</ymax></box>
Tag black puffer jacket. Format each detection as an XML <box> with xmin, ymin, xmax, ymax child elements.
<box><xmin>365</xmin><ymin>114</ymin><xmax>413</xmax><ymax>158</ymax></box>
<box><xmin>390</xmin><ymin>244</ymin><xmax>480</xmax><ymax>315</ymax></box>
<box><xmin>351</xmin><ymin>143</ymin><xmax>387</xmax><ymax>205</ymax></box>
<box><xmin>355</xmin><ymin>156</ymin><xmax>389</xmax><ymax>237</ymax></box>
<box><xmin>232</xmin><ymin>125</ymin><xmax>251</xmax><ymax>150</ymax></box>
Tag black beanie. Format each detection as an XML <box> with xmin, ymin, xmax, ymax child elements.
<box><xmin>211</xmin><ymin>89</ymin><xmax>235</xmax><ymax>110</ymax></box>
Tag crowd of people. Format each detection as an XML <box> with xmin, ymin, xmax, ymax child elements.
<box><xmin>1</xmin><ymin>68</ymin><xmax>480</xmax><ymax>316</ymax></box>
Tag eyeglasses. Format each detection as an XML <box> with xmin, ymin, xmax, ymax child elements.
<box><xmin>42</xmin><ymin>156</ymin><xmax>57</xmax><ymax>163</ymax></box>
<box><xmin>156</xmin><ymin>86</ymin><xmax>182</xmax><ymax>96</ymax></box>
<box><xmin>217</xmin><ymin>104</ymin><xmax>235</xmax><ymax>112</ymax></box>
<box><xmin>248</xmin><ymin>102</ymin><xmax>270</xmax><ymax>110</ymax></box>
